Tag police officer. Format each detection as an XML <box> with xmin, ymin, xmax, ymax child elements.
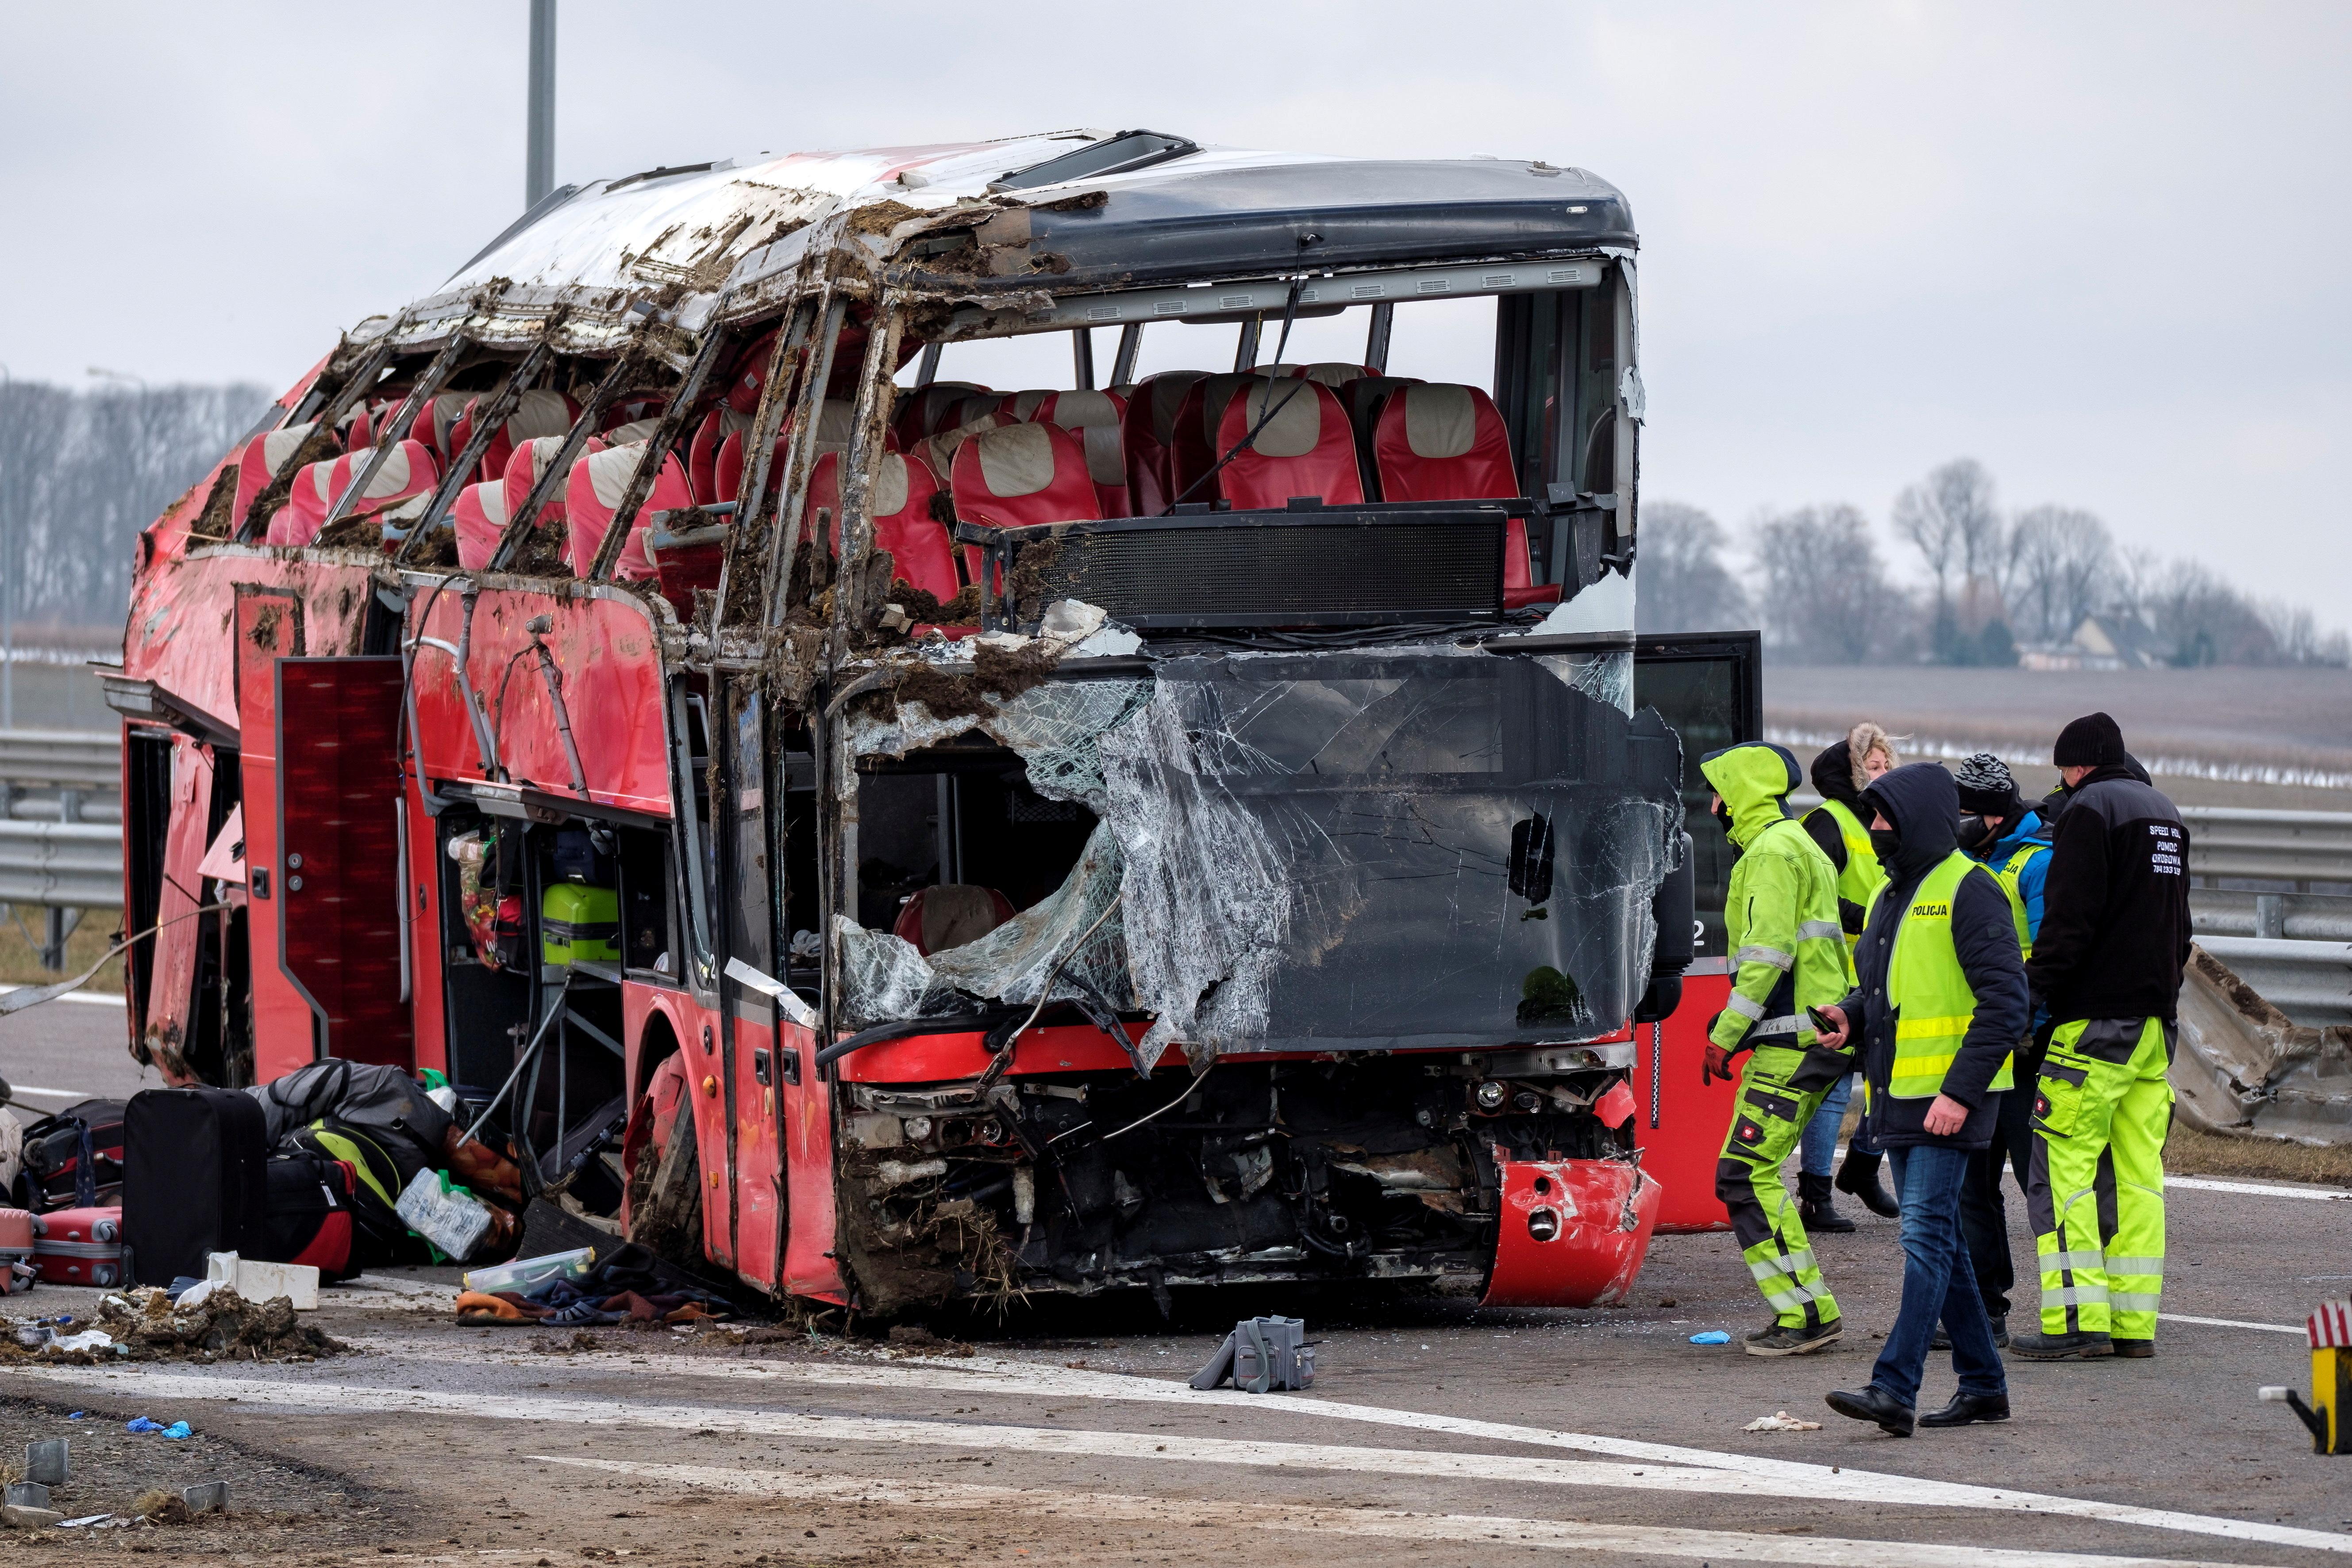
<box><xmin>2014</xmin><ymin>714</ymin><xmax>2190</xmax><ymax>1361</ymax></box>
<box><xmin>1815</xmin><ymin>762</ymin><xmax>2027</xmax><ymax>1435</ymax></box>
<box><xmin>1949</xmin><ymin>752</ymin><xmax>2051</xmax><ymax>1346</ymax></box>
<box><xmin>1698</xmin><ymin>742</ymin><xmax>1852</xmax><ymax>1356</ymax></box>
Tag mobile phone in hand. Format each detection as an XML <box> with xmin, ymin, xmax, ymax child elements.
<box><xmin>1807</xmin><ymin>1006</ymin><xmax>1843</xmax><ymax>1039</ymax></box>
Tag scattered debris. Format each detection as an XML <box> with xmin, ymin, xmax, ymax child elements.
<box><xmin>1688</xmin><ymin>1330</ymin><xmax>1732</xmax><ymax>1345</ymax></box>
<box><xmin>1192</xmin><ymin>1317</ymin><xmax>1315</xmax><ymax>1392</ymax></box>
<box><xmin>885</xmin><ymin>1325</ymin><xmax>974</xmax><ymax>1358</ymax></box>
<box><xmin>2</xmin><ymin>1503</ymin><xmax>63</xmax><ymax>1529</ymax></box>
<box><xmin>1744</xmin><ymin>1410</ymin><xmax>1823</xmax><ymax>1433</ymax></box>
<box><xmin>0</xmin><ymin>1288</ymin><xmax>346</xmax><ymax>1365</ymax></box>
<box><xmin>122</xmin><ymin>1418</ymin><xmax>192</xmax><ymax>1439</ymax></box>
<box><xmin>23</xmin><ymin>1437</ymin><xmax>68</xmax><ymax>1484</ymax></box>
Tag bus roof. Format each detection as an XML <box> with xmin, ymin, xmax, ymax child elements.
<box><xmin>382</xmin><ymin>132</ymin><xmax>1633</xmax><ymax>353</ymax></box>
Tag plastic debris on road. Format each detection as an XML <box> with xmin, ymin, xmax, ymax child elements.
<box><xmin>1688</xmin><ymin>1330</ymin><xmax>1732</xmax><ymax>1345</ymax></box>
<box><xmin>1744</xmin><ymin>1410</ymin><xmax>1823</xmax><ymax>1432</ymax></box>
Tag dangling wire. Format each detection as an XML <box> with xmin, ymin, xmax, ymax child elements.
<box><xmin>1161</xmin><ymin>274</ymin><xmax>1316</xmax><ymax>513</ymax></box>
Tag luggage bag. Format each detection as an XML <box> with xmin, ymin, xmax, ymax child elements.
<box><xmin>123</xmin><ymin>1086</ymin><xmax>269</xmax><ymax>1287</ymax></box>
<box><xmin>31</xmin><ymin>1206</ymin><xmax>124</xmax><ymax>1288</ymax></box>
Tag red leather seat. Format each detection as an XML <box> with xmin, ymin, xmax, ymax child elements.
<box><xmin>1005</xmin><ymin>389</ymin><xmax>1056</xmax><ymax>423</ymax></box>
<box><xmin>689</xmin><ymin>406</ymin><xmax>753</xmax><ymax>504</ymax></box>
<box><xmin>803</xmin><ymin>451</ymin><xmax>959</xmax><ymax>604</ymax></box>
<box><xmin>949</xmin><ymin>422</ymin><xmax>1102</xmax><ymax>532</ymax></box>
<box><xmin>893</xmin><ymin>381</ymin><xmax>990</xmax><ymax>447</ymax></box>
<box><xmin>415</xmin><ymin>393</ymin><xmax>473</xmax><ymax>462</ymax></box>
<box><xmin>1033</xmin><ymin>390</ymin><xmax>1130</xmax><ymax>516</ymax></box>
<box><xmin>1213</xmin><ymin>379</ymin><xmax>1363</xmax><ymax>511</ymax></box>
<box><xmin>1371</xmin><ymin>382</ymin><xmax>1556</xmax><ymax>608</ymax></box>
<box><xmin>1170</xmin><ymin>373</ymin><xmax>1273</xmax><ymax>505</ymax></box>
<box><xmin>947</xmin><ymin>392</ymin><xmax>1013</xmax><ymax>432</ymax></box>
<box><xmin>232</xmin><ymin>420</ymin><xmax>322</xmax><ymax>523</ymax></box>
<box><xmin>565</xmin><ymin>443</ymin><xmax>692</xmax><ymax>579</ymax></box>
<box><xmin>1261</xmin><ymin>362</ymin><xmax>1373</xmax><ymax>389</ymax></box>
<box><xmin>458</xmin><ymin>389</ymin><xmax>580</xmax><ymax>487</ymax></box>
<box><xmin>504</xmin><ymin>434</ymin><xmax>600</xmax><ymax>528</ymax></box>
<box><xmin>892</xmin><ymin>884</ymin><xmax>1016</xmax><ymax>955</ymax></box>
<box><xmin>724</xmin><ymin>329</ymin><xmax>779</xmax><ymax>414</ymax></box>
<box><xmin>451</xmin><ymin>481</ymin><xmax>511</xmax><ymax>571</ymax></box>
<box><xmin>277</xmin><ymin>439</ymin><xmax>439</xmax><ymax>546</ymax></box>
<box><xmin>601</xmin><ymin>395</ymin><xmax>667</xmax><ymax>434</ymax></box>
<box><xmin>1338</xmin><ymin>376</ymin><xmax>1424</xmax><ymax>499</ymax></box>
<box><xmin>1120</xmin><ymin>371</ymin><xmax>1208</xmax><ymax>516</ymax></box>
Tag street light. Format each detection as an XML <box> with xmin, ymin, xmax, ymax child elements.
<box><xmin>86</xmin><ymin>366</ymin><xmax>146</xmax><ymax>391</ymax></box>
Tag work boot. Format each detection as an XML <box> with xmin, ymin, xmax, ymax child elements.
<box><xmin>1919</xmin><ymin>1390</ymin><xmax>2010</xmax><ymax>1428</ymax></box>
<box><xmin>1825</xmin><ymin>1385</ymin><xmax>1914</xmax><ymax>1437</ymax></box>
<box><xmin>1745</xmin><ymin>1318</ymin><xmax>1843</xmax><ymax>1357</ymax></box>
<box><xmin>1834</xmin><ymin>1150</ymin><xmax>1900</xmax><ymax>1218</ymax></box>
<box><xmin>2111</xmin><ymin>1337</ymin><xmax>2155</xmax><ymax>1359</ymax></box>
<box><xmin>2009</xmin><ymin>1328</ymin><xmax>2113</xmax><ymax>1360</ymax></box>
<box><xmin>1798</xmin><ymin>1172</ymin><xmax>1855</xmax><ymax>1234</ymax></box>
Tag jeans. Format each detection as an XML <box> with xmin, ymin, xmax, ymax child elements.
<box><xmin>1957</xmin><ymin>1079</ymin><xmax>2033</xmax><ymax>1318</ymax></box>
<box><xmin>1871</xmin><ymin>1143</ymin><xmax>2006</xmax><ymax>1410</ymax></box>
<box><xmin>1800</xmin><ymin>1072</ymin><xmax>1875</xmax><ymax>1175</ymax></box>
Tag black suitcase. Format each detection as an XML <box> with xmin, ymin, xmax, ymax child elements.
<box><xmin>123</xmin><ymin>1086</ymin><xmax>269</xmax><ymax>1287</ymax></box>
<box><xmin>257</xmin><ymin>1151</ymin><xmax>361</xmax><ymax>1282</ymax></box>
<box><xmin>15</xmin><ymin>1098</ymin><xmax>127</xmax><ymax>1213</ymax></box>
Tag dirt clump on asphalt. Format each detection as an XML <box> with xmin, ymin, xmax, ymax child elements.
<box><xmin>4</xmin><ymin>1288</ymin><xmax>350</xmax><ymax>1366</ymax></box>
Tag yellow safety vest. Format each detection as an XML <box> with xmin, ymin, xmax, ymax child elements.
<box><xmin>1808</xmin><ymin>797</ymin><xmax>1886</xmax><ymax>953</ymax></box>
<box><xmin>1870</xmin><ymin>851</ymin><xmax>2017</xmax><ymax>1100</ymax></box>
<box><xmin>1986</xmin><ymin>841</ymin><xmax>2044</xmax><ymax>959</ymax></box>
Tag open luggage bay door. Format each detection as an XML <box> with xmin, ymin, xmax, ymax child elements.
<box><xmin>271</xmin><ymin>656</ymin><xmax>413</xmax><ymax>1073</ymax></box>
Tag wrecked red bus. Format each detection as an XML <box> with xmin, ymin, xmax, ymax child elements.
<box><xmin>109</xmin><ymin>130</ymin><xmax>1757</xmax><ymax>1314</ymax></box>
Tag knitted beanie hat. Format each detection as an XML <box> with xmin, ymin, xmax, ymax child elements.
<box><xmin>1953</xmin><ymin>752</ymin><xmax>2019</xmax><ymax>816</ymax></box>
<box><xmin>2052</xmin><ymin>712</ymin><xmax>2126</xmax><ymax>768</ymax></box>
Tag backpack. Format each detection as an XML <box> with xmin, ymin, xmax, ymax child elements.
<box><xmin>285</xmin><ymin>1120</ymin><xmax>433</xmax><ymax>1267</ymax></box>
<box><xmin>258</xmin><ymin>1151</ymin><xmax>362</xmax><ymax>1282</ymax></box>
<box><xmin>15</xmin><ymin>1099</ymin><xmax>127</xmax><ymax>1213</ymax></box>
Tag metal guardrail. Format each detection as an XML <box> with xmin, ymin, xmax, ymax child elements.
<box><xmin>0</xmin><ymin>730</ymin><xmax>122</xmax><ymax>793</ymax></box>
<box><xmin>1</xmin><ymin>731</ymin><xmax>125</xmax><ymax>928</ymax></box>
<box><xmin>2195</xmin><ymin>936</ymin><xmax>2352</xmax><ymax>1029</ymax></box>
<box><xmin>2179</xmin><ymin>806</ymin><xmax>2352</xmax><ymax>890</ymax></box>
<box><xmin>0</xmin><ymin>819</ymin><xmax>122</xmax><ymax>909</ymax></box>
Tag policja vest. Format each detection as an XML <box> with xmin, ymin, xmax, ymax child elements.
<box><xmin>1988</xmin><ymin>841</ymin><xmax>2041</xmax><ymax>956</ymax></box>
<box><xmin>1868</xmin><ymin>850</ymin><xmax>2017</xmax><ymax>1100</ymax></box>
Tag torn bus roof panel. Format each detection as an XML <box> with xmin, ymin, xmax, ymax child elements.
<box><xmin>837</xmin><ymin>643</ymin><xmax>1682</xmax><ymax>1061</ymax></box>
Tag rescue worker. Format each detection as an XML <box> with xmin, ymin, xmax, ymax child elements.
<box><xmin>1698</xmin><ymin>742</ymin><xmax>1852</xmax><ymax>1356</ymax></box>
<box><xmin>1815</xmin><ymin>762</ymin><xmax>2026</xmax><ymax>1435</ymax></box>
<box><xmin>1948</xmin><ymin>752</ymin><xmax>2051</xmax><ymax>1346</ymax></box>
<box><xmin>2014</xmin><ymin>713</ymin><xmax>2190</xmax><ymax>1361</ymax></box>
<box><xmin>1798</xmin><ymin>723</ymin><xmax>1902</xmax><ymax>1227</ymax></box>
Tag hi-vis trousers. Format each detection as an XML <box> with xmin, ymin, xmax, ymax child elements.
<box><xmin>1716</xmin><ymin>1042</ymin><xmax>1842</xmax><ymax>1330</ymax></box>
<box><xmin>2027</xmin><ymin>1017</ymin><xmax>2174</xmax><ymax>1341</ymax></box>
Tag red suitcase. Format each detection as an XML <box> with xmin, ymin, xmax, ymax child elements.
<box><xmin>32</xmin><ymin>1206</ymin><xmax>125</xmax><ymax>1288</ymax></box>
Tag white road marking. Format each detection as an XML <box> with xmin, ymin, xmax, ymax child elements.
<box><xmin>2169</xmin><ymin>1176</ymin><xmax>2352</xmax><ymax>1201</ymax></box>
<box><xmin>0</xmin><ymin>985</ymin><xmax>122</xmax><ymax>1008</ymax></box>
<box><xmin>532</xmin><ymin>1456</ymin><xmax>2283</xmax><ymax>1568</ymax></box>
<box><xmin>13</xmin><ymin>1365</ymin><xmax>2352</xmax><ymax>1557</ymax></box>
<box><xmin>2159</xmin><ymin>1313</ymin><xmax>2303</xmax><ymax>1335</ymax></box>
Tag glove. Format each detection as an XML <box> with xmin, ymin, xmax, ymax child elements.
<box><xmin>1702</xmin><ymin>1041</ymin><xmax>1740</xmax><ymax>1086</ymax></box>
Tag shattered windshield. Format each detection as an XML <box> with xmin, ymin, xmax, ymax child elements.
<box><xmin>840</xmin><ymin>643</ymin><xmax>1683</xmax><ymax>1070</ymax></box>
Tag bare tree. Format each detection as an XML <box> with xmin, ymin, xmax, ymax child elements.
<box><xmin>2007</xmin><ymin>505</ymin><xmax>2115</xmax><ymax>644</ymax></box>
<box><xmin>2144</xmin><ymin>559</ymin><xmax>2276</xmax><ymax>666</ymax></box>
<box><xmin>0</xmin><ymin>381</ymin><xmax>269</xmax><ymax>633</ymax></box>
<box><xmin>1635</xmin><ymin>501</ymin><xmax>1752</xmax><ymax>633</ymax></box>
<box><xmin>1750</xmin><ymin>504</ymin><xmax>1907</xmax><ymax>664</ymax></box>
<box><xmin>1891</xmin><ymin>458</ymin><xmax>2003</xmax><ymax>608</ymax></box>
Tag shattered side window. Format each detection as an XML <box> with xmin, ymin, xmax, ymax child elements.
<box><xmin>836</xmin><ymin>644</ymin><xmax>1681</xmax><ymax>1068</ymax></box>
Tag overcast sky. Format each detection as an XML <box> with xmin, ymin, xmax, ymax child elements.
<box><xmin>3</xmin><ymin>2</ymin><xmax>2345</xmax><ymax>623</ymax></box>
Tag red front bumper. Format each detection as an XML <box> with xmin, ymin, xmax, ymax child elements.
<box><xmin>1480</xmin><ymin>1155</ymin><xmax>1662</xmax><ymax>1308</ymax></box>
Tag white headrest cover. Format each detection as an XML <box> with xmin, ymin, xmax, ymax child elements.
<box><xmin>586</xmin><ymin>443</ymin><xmax>647</xmax><ymax>511</ymax></box>
<box><xmin>603</xmin><ymin>419</ymin><xmax>661</xmax><ymax>447</ymax></box>
<box><xmin>1010</xmin><ymin>390</ymin><xmax>1053</xmax><ymax>422</ymax></box>
<box><xmin>974</xmin><ymin>424</ymin><xmax>1059</xmax><ymax>499</ymax></box>
<box><xmin>872</xmin><ymin>453</ymin><xmax>910</xmax><ymax>518</ymax></box>
<box><xmin>1403</xmin><ymin>385</ymin><xmax>1478</xmax><ymax>460</ymax></box>
<box><xmin>261</xmin><ymin>422</ymin><xmax>318</xmax><ymax>475</ymax></box>
<box><xmin>508</xmin><ymin>388</ymin><xmax>574</xmax><ymax>441</ymax></box>
<box><xmin>468</xmin><ymin>481</ymin><xmax>512</xmax><ymax>528</ymax></box>
<box><xmin>1050</xmin><ymin>390</ymin><xmax>1120</xmax><ymax>429</ymax></box>
<box><xmin>1238</xmin><ymin>382</ymin><xmax>1323</xmax><ymax>460</ymax></box>
<box><xmin>1080</xmin><ymin>426</ymin><xmax>1124</xmax><ymax>490</ymax></box>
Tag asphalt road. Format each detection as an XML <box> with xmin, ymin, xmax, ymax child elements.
<box><xmin>2</xmin><ymin>1169</ymin><xmax>2348</xmax><ymax>1565</ymax></box>
<box><xmin>0</xmin><ymin>988</ymin><xmax>157</xmax><ymax>1117</ymax></box>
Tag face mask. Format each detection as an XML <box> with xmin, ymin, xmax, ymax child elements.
<box><xmin>1869</xmin><ymin>828</ymin><xmax>1903</xmax><ymax>864</ymax></box>
<box><xmin>1712</xmin><ymin>801</ymin><xmax>1736</xmax><ymax>839</ymax></box>
<box><xmin>1955</xmin><ymin>814</ymin><xmax>1992</xmax><ymax>852</ymax></box>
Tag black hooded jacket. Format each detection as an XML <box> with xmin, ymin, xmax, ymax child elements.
<box><xmin>2025</xmin><ymin>758</ymin><xmax>2191</xmax><ymax>1026</ymax></box>
<box><xmin>1834</xmin><ymin>763</ymin><xmax>2030</xmax><ymax>1150</ymax></box>
<box><xmin>1801</xmin><ymin>740</ymin><xmax>1862</xmax><ymax>872</ymax></box>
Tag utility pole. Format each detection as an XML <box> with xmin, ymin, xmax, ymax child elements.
<box><xmin>526</xmin><ymin>0</ymin><xmax>557</xmax><ymax>209</ymax></box>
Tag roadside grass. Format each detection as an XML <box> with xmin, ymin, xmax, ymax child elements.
<box><xmin>2165</xmin><ymin>1120</ymin><xmax>2352</xmax><ymax>1188</ymax></box>
<box><xmin>0</xmin><ymin>904</ymin><xmax>123</xmax><ymax>992</ymax></box>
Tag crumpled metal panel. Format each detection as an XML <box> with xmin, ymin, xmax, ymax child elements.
<box><xmin>837</xmin><ymin>643</ymin><xmax>1683</xmax><ymax>1066</ymax></box>
<box><xmin>1482</xmin><ymin>1155</ymin><xmax>1660</xmax><ymax>1308</ymax></box>
<box><xmin>2175</xmin><ymin>946</ymin><xmax>2352</xmax><ymax>1145</ymax></box>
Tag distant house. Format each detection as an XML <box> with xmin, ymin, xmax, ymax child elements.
<box><xmin>2019</xmin><ymin>614</ymin><xmax>2168</xmax><ymax>672</ymax></box>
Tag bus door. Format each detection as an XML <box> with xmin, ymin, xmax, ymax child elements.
<box><xmin>1632</xmin><ymin>630</ymin><xmax>1761</xmax><ymax>1232</ymax></box>
<box><xmin>718</xmin><ymin>678</ymin><xmax>786</xmax><ymax>1291</ymax></box>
